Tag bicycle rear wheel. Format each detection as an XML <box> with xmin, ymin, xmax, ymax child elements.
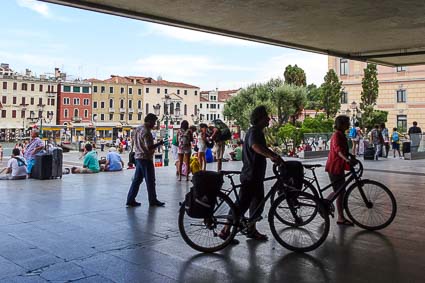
<box><xmin>178</xmin><ymin>191</ymin><xmax>238</xmax><ymax>253</ymax></box>
<box><xmin>269</xmin><ymin>191</ymin><xmax>329</xmax><ymax>252</ymax></box>
<box><xmin>344</xmin><ymin>179</ymin><xmax>397</xmax><ymax>230</ymax></box>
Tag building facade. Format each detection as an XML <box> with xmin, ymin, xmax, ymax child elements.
<box><xmin>199</xmin><ymin>89</ymin><xmax>240</xmax><ymax>124</ymax></box>
<box><xmin>0</xmin><ymin>64</ymin><xmax>59</xmax><ymax>141</ymax></box>
<box><xmin>329</xmin><ymin>56</ymin><xmax>425</xmax><ymax>132</ymax></box>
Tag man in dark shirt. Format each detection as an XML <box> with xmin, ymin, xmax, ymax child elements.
<box><xmin>408</xmin><ymin>121</ymin><xmax>422</xmax><ymax>153</ymax></box>
<box><xmin>221</xmin><ymin>106</ymin><xmax>283</xmax><ymax>241</ymax></box>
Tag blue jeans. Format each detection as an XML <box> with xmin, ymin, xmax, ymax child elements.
<box><xmin>26</xmin><ymin>159</ymin><xmax>36</xmax><ymax>174</ymax></box>
<box><xmin>127</xmin><ymin>159</ymin><xmax>157</xmax><ymax>204</ymax></box>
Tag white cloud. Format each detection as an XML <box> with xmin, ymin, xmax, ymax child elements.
<box><xmin>145</xmin><ymin>23</ymin><xmax>263</xmax><ymax>47</ymax></box>
<box><xmin>132</xmin><ymin>54</ymin><xmax>254</xmax><ymax>80</ymax></box>
<box><xmin>17</xmin><ymin>0</ymin><xmax>50</xmax><ymax>17</ymax></box>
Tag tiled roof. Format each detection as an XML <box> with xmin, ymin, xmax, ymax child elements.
<box><xmin>200</xmin><ymin>96</ymin><xmax>209</xmax><ymax>102</ymax></box>
<box><xmin>218</xmin><ymin>89</ymin><xmax>240</xmax><ymax>102</ymax></box>
<box><xmin>86</xmin><ymin>78</ymin><xmax>103</xmax><ymax>83</ymax></box>
<box><xmin>104</xmin><ymin>75</ymin><xmax>133</xmax><ymax>84</ymax></box>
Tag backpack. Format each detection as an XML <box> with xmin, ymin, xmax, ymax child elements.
<box><xmin>184</xmin><ymin>171</ymin><xmax>223</xmax><ymax>218</ymax></box>
<box><xmin>179</xmin><ymin>129</ymin><xmax>191</xmax><ymax>147</ymax></box>
<box><xmin>349</xmin><ymin>127</ymin><xmax>357</xmax><ymax>138</ymax></box>
<box><xmin>392</xmin><ymin>132</ymin><xmax>399</xmax><ymax>142</ymax></box>
<box><xmin>13</xmin><ymin>157</ymin><xmax>27</xmax><ymax>167</ymax></box>
<box><xmin>213</xmin><ymin>119</ymin><xmax>231</xmax><ymax>141</ymax></box>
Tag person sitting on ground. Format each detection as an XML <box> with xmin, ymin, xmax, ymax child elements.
<box><xmin>72</xmin><ymin>143</ymin><xmax>100</xmax><ymax>174</ymax></box>
<box><xmin>0</xmin><ymin>148</ymin><xmax>27</xmax><ymax>180</ymax></box>
<box><xmin>102</xmin><ymin>147</ymin><xmax>124</xmax><ymax>172</ymax></box>
<box><xmin>229</xmin><ymin>140</ymin><xmax>243</xmax><ymax>161</ymax></box>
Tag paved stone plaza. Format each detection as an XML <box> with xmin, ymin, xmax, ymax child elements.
<box><xmin>0</xmin><ymin>151</ymin><xmax>424</xmax><ymax>282</ymax></box>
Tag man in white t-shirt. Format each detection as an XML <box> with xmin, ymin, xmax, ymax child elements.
<box><xmin>0</xmin><ymin>148</ymin><xmax>27</xmax><ymax>180</ymax></box>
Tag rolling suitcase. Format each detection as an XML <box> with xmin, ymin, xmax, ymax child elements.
<box><xmin>32</xmin><ymin>153</ymin><xmax>53</xmax><ymax>180</ymax></box>
<box><xmin>50</xmin><ymin>147</ymin><xmax>63</xmax><ymax>179</ymax></box>
<box><xmin>363</xmin><ymin>147</ymin><xmax>375</xmax><ymax>160</ymax></box>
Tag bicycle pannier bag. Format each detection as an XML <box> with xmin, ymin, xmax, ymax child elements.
<box><xmin>281</xmin><ymin>161</ymin><xmax>304</xmax><ymax>191</ymax></box>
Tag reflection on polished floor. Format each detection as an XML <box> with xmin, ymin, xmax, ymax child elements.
<box><xmin>0</xmin><ymin>157</ymin><xmax>424</xmax><ymax>282</ymax></box>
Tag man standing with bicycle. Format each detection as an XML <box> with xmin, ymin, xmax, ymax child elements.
<box><xmin>220</xmin><ymin>105</ymin><xmax>283</xmax><ymax>241</ymax></box>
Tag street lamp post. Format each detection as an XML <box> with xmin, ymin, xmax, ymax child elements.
<box><xmin>27</xmin><ymin>106</ymin><xmax>53</xmax><ymax>139</ymax></box>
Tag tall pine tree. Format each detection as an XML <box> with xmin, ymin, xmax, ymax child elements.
<box><xmin>321</xmin><ymin>69</ymin><xmax>342</xmax><ymax>118</ymax></box>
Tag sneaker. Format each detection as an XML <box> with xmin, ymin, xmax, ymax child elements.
<box><xmin>126</xmin><ymin>201</ymin><xmax>141</xmax><ymax>207</ymax></box>
<box><xmin>149</xmin><ymin>200</ymin><xmax>165</xmax><ymax>207</ymax></box>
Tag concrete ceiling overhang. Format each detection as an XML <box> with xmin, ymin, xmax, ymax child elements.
<box><xmin>40</xmin><ymin>0</ymin><xmax>425</xmax><ymax>66</ymax></box>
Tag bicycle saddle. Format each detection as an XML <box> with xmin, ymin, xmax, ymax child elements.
<box><xmin>303</xmin><ymin>164</ymin><xmax>322</xmax><ymax>169</ymax></box>
<box><xmin>221</xmin><ymin>170</ymin><xmax>242</xmax><ymax>175</ymax></box>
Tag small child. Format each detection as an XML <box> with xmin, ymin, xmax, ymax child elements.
<box><xmin>391</xmin><ymin>127</ymin><xmax>402</xmax><ymax>158</ymax></box>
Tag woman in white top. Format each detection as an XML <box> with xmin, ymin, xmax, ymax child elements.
<box><xmin>197</xmin><ymin>123</ymin><xmax>208</xmax><ymax>171</ymax></box>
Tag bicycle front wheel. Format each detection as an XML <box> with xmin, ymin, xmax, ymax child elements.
<box><xmin>270</xmin><ymin>179</ymin><xmax>319</xmax><ymax>205</ymax></box>
<box><xmin>178</xmin><ymin>191</ymin><xmax>238</xmax><ymax>253</ymax></box>
<box><xmin>269</xmin><ymin>191</ymin><xmax>330</xmax><ymax>252</ymax></box>
<box><xmin>344</xmin><ymin>179</ymin><xmax>397</xmax><ymax>230</ymax></box>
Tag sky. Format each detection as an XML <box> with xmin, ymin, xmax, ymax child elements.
<box><xmin>1</xmin><ymin>0</ymin><xmax>328</xmax><ymax>91</ymax></box>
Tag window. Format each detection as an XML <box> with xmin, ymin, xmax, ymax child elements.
<box><xmin>109</xmin><ymin>114</ymin><xmax>113</xmax><ymax>120</ymax></box>
<box><xmin>217</xmin><ymin>114</ymin><xmax>220</xmax><ymax>119</ymax></box>
<box><xmin>157</xmin><ymin>88</ymin><xmax>160</xmax><ymax>94</ymax></box>
<box><xmin>120</xmin><ymin>114</ymin><xmax>124</xmax><ymax>120</ymax></box>
<box><xmin>138</xmin><ymin>88</ymin><xmax>142</xmax><ymax>95</ymax></box>
<box><xmin>184</xmin><ymin>104</ymin><xmax>187</xmax><ymax>115</ymax></box>
<box><xmin>200</xmin><ymin>103</ymin><xmax>202</xmax><ymax>109</ymax></box>
<box><xmin>165</xmin><ymin>89</ymin><xmax>168</xmax><ymax>94</ymax></box>
<box><xmin>64</xmin><ymin>109</ymin><xmax>68</xmax><ymax>118</ymax></box>
<box><xmin>146</xmin><ymin>103</ymin><xmax>149</xmax><ymax>113</ymax></box>
<box><xmin>47</xmin><ymin>99</ymin><xmax>50</xmax><ymax>106</ymax></box>
<box><xmin>22</xmin><ymin>83</ymin><xmax>28</xmax><ymax>91</ymax></box>
<box><xmin>128</xmin><ymin>100</ymin><xmax>132</xmax><ymax>109</ymax></box>
<box><xmin>109</xmin><ymin>86</ymin><xmax>114</xmax><ymax>93</ymax></box>
<box><xmin>63</xmin><ymin>85</ymin><xmax>71</xmax><ymax>92</ymax></box>
<box><xmin>13</xmin><ymin>82</ymin><xmax>17</xmax><ymax>90</ymax></box>
<box><xmin>51</xmin><ymin>85</ymin><xmax>55</xmax><ymax>92</ymax></box>
<box><xmin>218</xmin><ymin>104</ymin><xmax>220</xmax><ymax>109</ymax></box>
<box><xmin>2</xmin><ymin>82</ymin><xmax>6</xmax><ymax>89</ymax></box>
<box><xmin>177</xmin><ymin>89</ymin><xmax>180</xmax><ymax>95</ymax></box>
<box><xmin>121</xmin><ymin>87</ymin><xmax>125</xmax><ymax>94</ymax></box>
<box><xmin>1</xmin><ymin>110</ymin><xmax>5</xmax><ymax>118</ymax></box>
<box><xmin>340</xmin><ymin>59</ymin><xmax>348</xmax><ymax>76</ymax></box>
<box><xmin>129</xmin><ymin>88</ymin><xmax>133</xmax><ymax>95</ymax></box>
<box><xmin>21</xmin><ymin>97</ymin><xmax>26</xmax><ymax>105</ymax></box>
<box><xmin>21</xmin><ymin>110</ymin><xmax>25</xmax><ymax>118</ymax></box>
<box><xmin>73</xmin><ymin>86</ymin><xmax>80</xmax><ymax>93</ymax></box>
<box><xmin>109</xmin><ymin>99</ymin><xmax>113</xmax><ymax>108</ymax></box>
<box><xmin>93</xmin><ymin>86</ymin><xmax>98</xmax><ymax>93</ymax></box>
<box><xmin>30</xmin><ymin>97</ymin><xmax>34</xmax><ymax>105</ymax></box>
<box><xmin>210</xmin><ymin>104</ymin><xmax>216</xmax><ymax>109</ymax></box>
<box><xmin>120</xmin><ymin>100</ymin><xmax>124</xmax><ymax>109</ymax></box>
<box><xmin>129</xmin><ymin>114</ymin><xmax>133</xmax><ymax>121</ymax></box>
<box><xmin>146</xmin><ymin>87</ymin><xmax>149</xmax><ymax>93</ymax></box>
<box><xmin>73</xmin><ymin>98</ymin><xmax>80</xmax><ymax>105</ymax></box>
<box><xmin>184</xmin><ymin>90</ymin><xmax>187</xmax><ymax>95</ymax></box>
<box><xmin>101</xmin><ymin>114</ymin><xmax>105</xmax><ymax>121</ymax></box>
<box><xmin>82</xmin><ymin>87</ymin><xmax>90</xmax><ymax>93</ymax></box>
<box><xmin>74</xmin><ymin>109</ymin><xmax>79</xmax><ymax>118</ymax></box>
<box><xmin>101</xmin><ymin>102</ymin><xmax>105</xmax><ymax>108</ymax></box>
<box><xmin>11</xmin><ymin>110</ymin><xmax>16</xmax><ymax>118</ymax></box>
<box><xmin>38</xmin><ymin>98</ymin><xmax>43</xmax><ymax>106</ymax></box>
<box><xmin>138</xmin><ymin>113</ymin><xmax>142</xmax><ymax>120</ymax></box>
<box><xmin>170</xmin><ymin>102</ymin><xmax>174</xmax><ymax>115</ymax></box>
<box><xmin>397</xmin><ymin>115</ymin><xmax>407</xmax><ymax>133</ymax></box>
<box><xmin>341</xmin><ymin>91</ymin><xmax>348</xmax><ymax>104</ymax></box>
<box><xmin>51</xmin><ymin>99</ymin><xmax>55</xmax><ymax>106</ymax></box>
<box><xmin>206</xmin><ymin>114</ymin><xmax>209</xmax><ymax>120</ymax></box>
<box><xmin>138</xmin><ymin>100</ymin><xmax>142</xmax><ymax>109</ymax></box>
<box><xmin>39</xmin><ymin>84</ymin><xmax>43</xmax><ymax>92</ymax></box>
<box><xmin>207</xmin><ymin>104</ymin><xmax>209</xmax><ymax>109</ymax></box>
<box><xmin>93</xmin><ymin>101</ymin><xmax>98</xmax><ymax>108</ymax></box>
<box><xmin>63</xmin><ymin>98</ymin><xmax>70</xmax><ymax>105</ymax></box>
<box><xmin>31</xmin><ymin>84</ymin><xmax>35</xmax><ymax>91</ymax></box>
<box><xmin>83</xmin><ymin>98</ymin><xmax>90</xmax><ymax>105</ymax></box>
<box><xmin>195</xmin><ymin>91</ymin><xmax>198</xmax><ymax>96</ymax></box>
<box><xmin>397</xmin><ymin>89</ymin><xmax>406</xmax><ymax>103</ymax></box>
<box><xmin>12</xmin><ymin>97</ymin><xmax>16</xmax><ymax>104</ymax></box>
<box><xmin>396</xmin><ymin>66</ymin><xmax>406</xmax><ymax>72</ymax></box>
<box><xmin>84</xmin><ymin>109</ymin><xmax>88</xmax><ymax>118</ymax></box>
<box><xmin>101</xmin><ymin>86</ymin><xmax>105</xmax><ymax>93</ymax></box>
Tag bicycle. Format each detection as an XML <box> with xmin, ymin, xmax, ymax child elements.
<box><xmin>178</xmin><ymin>165</ymin><xmax>330</xmax><ymax>253</ymax></box>
<box><xmin>269</xmin><ymin>159</ymin><xmax>397</xmax><ymax>252</ymax></box>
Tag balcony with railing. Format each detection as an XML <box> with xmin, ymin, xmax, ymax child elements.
<box><xmin>109</xmin><ymin>108</ymin><xmax>115</xmax><ymax>113</ymax></box>
<box><xmin>72</xmin><ymin>116</ymin><xmax>82</xmax><ymax>122</ymax></box>
<box><xmin>119</xmin><ymin>108</ymin><xmax>126</xmax><ymax>113</ymax></box>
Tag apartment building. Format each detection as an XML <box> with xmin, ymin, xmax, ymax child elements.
<box><xmin>0</xmin><ymin>64</ymin><xmax>59</xmax><ymax>141</ymax></box>
<box><xmin>329</xmin><ymin>56</ymin><xmax>425</xmax><ymax>132</ymax></box>
<box><xmin>199</xmin><ymin>89</ymin><xmax>240</xmax><ymax>124</ymax></box>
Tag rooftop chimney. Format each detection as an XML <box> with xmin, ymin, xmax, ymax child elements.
<box><xmin>55</xmin><ymin>68</ymin><xmax>61</xmax><ymax>78</ymax></box>
<box><xmin>25</xmin><ymin>69</ymin><xmax>32</xmax><ymax>77</ymax></box>
<box><xmin>1</xmin><ymin>63</ymin><xmax>10</xmax><ymax>69</ymax></box>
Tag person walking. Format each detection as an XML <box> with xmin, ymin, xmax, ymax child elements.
<box><xmin>197</xmin><ymin>123</ymin><xmax>208</xmax><ymax>171</ymax></box>
<box><xmin>177</xmin><ymin>120</ymin><xmax>192</xmax><ymax>181</ymax></box>
<box><xmin>349</xmin><ymin>122</ymin><xmax>363</xmax><ymax>156</ymax></box>
<box><xmin>126</xmin><ymin>113</ymin><xmax>165</xmax><ymax>207</ymax></box>
<box><xmin>220</xmin><ymin>106</ymin><xmax>283</xmax><ymax>242</ymax></box>
<box><xmin>0</xmin><ymin>144</ymin><xmax>3</xmax><ymax>162</ymax></box>
<box><xmin>326</xmin><ymin>115</ymin><xmax>357</xmax><ymax>226</ymax></box>
<box><xmin>24</xmin><ymin>130</ymin><xmax>45</xmax><ymax>176</ymax></box>
<box><xmin>371</xmin><ymin>125</ymin><xmax>383</xmax><ymax>160</ymax></box>
<box><xmin>380</xmin><ymin>123</ymin><xmax>390</xmax><ymax>158</ymax></box>
<box><xmin>391</xmin><ymin>127</ymin><xmax>402</xmax><ymax>158</ymax></box>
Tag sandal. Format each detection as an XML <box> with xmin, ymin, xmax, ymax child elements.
<box><xmin>218</xmin><ymin>229</ymin><xmax>240</xmax><ymax>245</ymax></box>
<box><xmin>246</xmin><ymin>230</ymin><xmax>268</xmax><ymax>241</ymax></box>
<box><xmin>337</xmin><ymin>219</ymin><xmax>354</xmax><ymax>226</ymax></box>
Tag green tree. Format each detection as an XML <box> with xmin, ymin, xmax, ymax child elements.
<box><xmin>270</xmin><ymin>83</ymin><xmax>306</xmax><ymax>125</ymax></box>
<box><xmin>321</xmin><ymin>69</ymin><xmax>342</xmax><ymax>118</ymax></box>
<box><xmin>284</xmin><ymin>64</ymin><xmax>307</xmax><ymax>86</ymax></box>
<box><xmin>360</xmin><ymin>63</ymin><xmax>381</xmax><ymax>130</ymax></box>
<box><xmin>306</xmin><ymin>84</ymin><xmax>322</xmax><ymax>111</ymax></box>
